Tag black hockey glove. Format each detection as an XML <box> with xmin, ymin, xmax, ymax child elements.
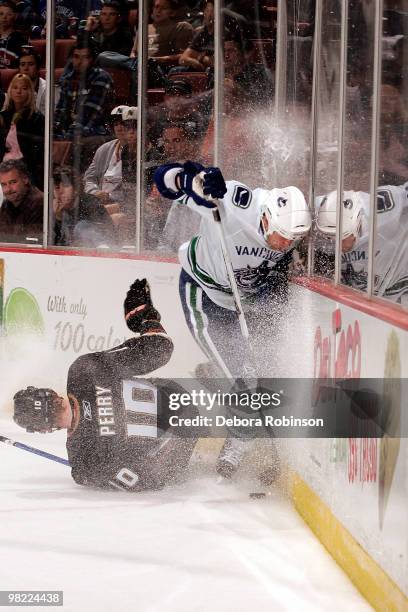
<box><xmin>124</xmin><ymin>279</ymin><xmax>161</xmax><ymax>333</ymax></box>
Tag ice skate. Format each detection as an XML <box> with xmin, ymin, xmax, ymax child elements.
<box><xmin>216</xmin><ymin>437</ymin><xmax>252</xmax><ymax>479</ymax></box>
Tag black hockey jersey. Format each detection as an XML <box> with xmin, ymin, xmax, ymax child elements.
<box><xmin>66</xmin><ymin>330</ymin><xmax>178</xmax><ymax>491</ymax></box>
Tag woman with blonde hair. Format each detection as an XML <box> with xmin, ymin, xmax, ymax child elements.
<box><xmin>0</xmin><ymin>73</ymin><xmax>45</xmax><ymax>188</ymax></box>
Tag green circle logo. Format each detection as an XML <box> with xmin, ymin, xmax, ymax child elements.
<box><xmin>4</xmin><ymin>288</ymin><xmax>44</xmax><ymax>336</ymax></box>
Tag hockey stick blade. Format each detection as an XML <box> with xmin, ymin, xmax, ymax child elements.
<box><xmin>0</xmin><ymin>435</ymin><xmax>70</xmax><ymax>466</ymax></box>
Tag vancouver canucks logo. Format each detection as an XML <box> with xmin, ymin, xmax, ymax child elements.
<box><xmin>234</xmin><ymin>261</ymin><xmax>274</xmax><ymax>292</ymax></box>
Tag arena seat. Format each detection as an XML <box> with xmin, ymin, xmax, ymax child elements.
<box><xmin>168</xmin><ymin>72</ymin><xmax>208</xmax><ymax>92</ymax></box>
<box><xmin>29</xmin><ymin>39</ymin><xmax>46</xmax><ymax>64</ymax></box>
<box><xmin>104</xmin><ymin>67</ymin><xmax>132</xmax><ymax>104</ymax></box>
<box><xmin>53</xmin><ymin>141</ymin><xmax>73</xmax><ymax>165</ymax></box>
<box><xmin>0</xmin><ymin>68</ymin><xmax>18</xmax><ymax>91</ymax></box>
<box><xmin>147</xmin><ymin>89</ymin><xmax>165</xmax><ymax>105</ymax></box>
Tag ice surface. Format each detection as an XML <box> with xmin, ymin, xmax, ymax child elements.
<box><xmin>0</xmin><ymin>417</ymin><xmax>372</xmax><ymax>612</ymax></box>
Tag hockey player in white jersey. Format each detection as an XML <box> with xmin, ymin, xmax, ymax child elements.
<box><xmin>154</xmin><ymin>161</ymin><xmax>312</xmax><ymax>377</ymax></box>
<box><xmin>315</xmin><ymin>183</ymin><xmax>408</xmax><ymax>303</ymax></box>
<box><xmin>154</xmin><ymin>161</ymin><xmax>311</xmax><ymax>482</ymax></box>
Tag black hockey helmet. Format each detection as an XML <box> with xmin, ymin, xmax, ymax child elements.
<box><xmin>13</xmin><ymin>387</ymin><xmax>61</xmax><ymax>433</ymax></box>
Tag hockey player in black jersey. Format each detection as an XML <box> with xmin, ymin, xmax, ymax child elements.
<box><xmin>13</xmin><ymin>279</ymin><xmax>198</xmax><ymax>492</ymax></box>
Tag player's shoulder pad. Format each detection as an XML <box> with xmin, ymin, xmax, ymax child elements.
<box><xmin>227</xmin><ymin>181</ymin><xmax>253</xmax><ymax>209</ymax></box>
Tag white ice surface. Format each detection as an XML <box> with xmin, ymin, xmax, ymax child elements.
<box><xmin>0</xmin><ymin>418</ymin><xmax>373</xmax><ymax>612</ymax></box>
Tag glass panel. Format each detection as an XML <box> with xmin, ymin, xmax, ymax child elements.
<box><xmin>312</xmin><ymin>0</ymin><xmax>342</xmax><ymax>279</ymax></box>
<box><xmin>49</xmin><ymin>1</ymin><xmax>137</xmax><ymax>250</ymax></box>
<box><xmin>281</xmin><ymin>0</ymin><xmax>314</xmax><ymax>276</ymax></box>
<box><xmin>0</xmin><ymin>1</ymin><xmax>46</xmax><ymax>246</ymax></box>
<box><xmin>374</xmin><ymin>3</ymin><xmax>408</xmax><ymax>305</ymax></box>
<box><xmin>143</xmin><ymin>0</ymin><xmax>215</xmax><ymax>255</ymax></box>
<box><xmin>339</xmin><ymin>0</ymin><xmax>375</xmax><ymax>295</ymax></box>
<box><xmin>219</xmin><ymin>0</ymin><xmax>275</xmax><ymax>186</ymax></box>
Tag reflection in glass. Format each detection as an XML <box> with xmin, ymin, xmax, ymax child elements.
<box><xmin>374</xmin><ymin>4</ymin><xmax>408</xmax><ymax>305</ymax></box>
<box><xmin>145</xmin><ymin>0</ymin><xmax>215</xmax><ymax>254</ymax></box>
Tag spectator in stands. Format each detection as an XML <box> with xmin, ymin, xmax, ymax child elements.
<box><xmin>52</xmin><ymin>164</ymin><xmax>116</xmax><ymax>247</ymax></box>
<box><xmin>0</xmin><ymin>0</ymin><xmax>28</xmax><ymax>68</ymax></box>
<box><xmin>130</xmin><ymin>0</ymin><xmax>194</xmax><ymax>71</ymax></box>
<box><xmin>178</xmin><ymin>0</ymin><xmax>214</xmax><ymax>72</ymax></box>
<box><xmin>144</xmin><ymin>122</ymin><xmax>199</xmax><ymax>249</ymax></box>
<box><xmin>18</xmin><ymin>46</ymin><xmax>46</xmax><ymax>115</ymax></box>
<box><xmin>54</xmin><ymin>39</ymin><xmax>113</xmax><ymax>139</ymax></box>
<box><xmin>223</xmin><ymin>36</ymin><xmax>273</xmax><ymax>107</ymax></box>
<box><xmin>82</xmin><ymin>0</ymin><xmax>133</xmax><ymax>57</ymax></box>
<box><xmin>84</xmin><ymin>104</ymin><xmax>137</xmax><ymax>207</ymax></box>
<box><xmin>9</xmin><ymin>0</ymin><xmax>39</xmax><ymax>34</ymax></box>
<box><xmin>149</xmin><ymin>79</ymin><xmax>206</xmax><ymax>147</ymax></box>
<box><xmin>0</xmin><ymin>73</ymin><xmax>45</xmax><ymax>189</ymax></box>
<box><xmin>0</xmin><ymin>158</ymin><xmax>43</xmax><ymax>243</ymax></box>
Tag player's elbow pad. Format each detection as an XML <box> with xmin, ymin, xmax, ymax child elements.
<box><xmin>153</xmin><ymin>163</ymin><xmax>184</xmax><ymax>200</ymax></box>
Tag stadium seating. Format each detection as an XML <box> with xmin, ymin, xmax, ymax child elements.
<box><xmin>168</xmin><ymin>72</ymin><xmax>208</xmax><ymax>92</ymax></box>
<box><xmin>0</xmin><ymin>68</ymin><xmax>18</xmax><ymax>91</ymax></box>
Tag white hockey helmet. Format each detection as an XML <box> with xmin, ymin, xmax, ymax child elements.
<box><xmin>260</xmin><ymin>186</ymin><xmax>312</xmax><ymax>242</ymax></box>
<box><xmin>316</xmin><ymin>191</ymin><xmax>363</xmax><ymax>239</ymax></box>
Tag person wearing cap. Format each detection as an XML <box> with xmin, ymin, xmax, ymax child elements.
<box><xmin>84</xmin><ymin>105</ymin><xmax>137</xmax><ymax>206</ymax></box>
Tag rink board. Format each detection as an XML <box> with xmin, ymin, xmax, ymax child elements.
<box><xmin>0</xmin><ymin>249</ymin><xmax>406</xmax><ymax>608</ymax></box>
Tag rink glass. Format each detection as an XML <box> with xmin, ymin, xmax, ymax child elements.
<box><xmin>0</xmin><ymin>0</ymin><xmax>405</xmax><ymax>312</ymax></box>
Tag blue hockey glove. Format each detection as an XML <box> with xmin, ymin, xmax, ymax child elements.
<box><xmin>202</xmin><ymin>167</ymin><xmax>227</xmax><ymax>199</ymax></box>
<box><xmin>153</xmin><ymin>163</ymin><xmax>184</xmax><ymax>200</ymax></box>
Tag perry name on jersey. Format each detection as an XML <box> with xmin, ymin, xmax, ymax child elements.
<box><xmin>65</xmin><ymin>332</ymin><xmax>174</xmax><ymax>490</ymax></box>
<box><xmin>177</xmin><ymin>181</ymin><xmax>294</xmax><ymax>310</ymax></box>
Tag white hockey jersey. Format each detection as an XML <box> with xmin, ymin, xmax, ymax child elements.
<box><xmin>316</xmin><ymin>183</ymin><xmax>408</xmax><ymax>303</ymax></box>
<box><xmin>177</xmin><ymin>180</ymin><xmax>295</xmax><ymax>310</ymax></box>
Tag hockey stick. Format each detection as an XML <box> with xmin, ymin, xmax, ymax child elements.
<box><xmin>0</xmin><ymin>435</ymin><xmax>70</xmax><ymax>466</ymax></box>
<box><xmin>194</xmin><ymin>173</ymin><xmax>256</xmax><ymax>377</ymax></box>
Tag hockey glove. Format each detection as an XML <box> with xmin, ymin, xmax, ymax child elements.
<box><xmin>153</xmin><ymin>163</ymin><xmax>184</xmax><ymax>200</ymax></box>
<box><xmin>179</xmin><ymin>161</ymin><xmax>217</xmax><ymax>209</ymax></box>
<box><xmin>202</xmin><ymin>167</ymin><xmax>227</xmax><ymax>199</ymax></box>
<box><xmin>124</xmin><ymin>279</ymin><xmax>161</xmax><ymax>333</ymax></box>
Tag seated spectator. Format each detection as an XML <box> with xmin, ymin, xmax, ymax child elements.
<box><xmin>144</xmin><ymin>121</ymin><xmax>199</xmax><ymax>249</ymax></box>
<box><xmin>149</xmin><ymin>78</ymin><xmax>206</xmax><ymax>146</ymax></box>
<box><xmin>84</xmin><ymin>104</ymin><xmax>137</xmax><ymax>206</ymax></box>
<box><xmin>0</xmin><ymin>158</ymin><xmax>43</xmax><ymax>243</ymax></box>
<box><xmin>176</xmin><ymin>1</ymin><xmax>249</xmax><ymax>74</ymax></box>
<box><xmin>130</xmin><ymin>0</ymin><xmax>194</xmax><ymax>71</ymax></box>
<box><xmin>9</xmin><ymin>0</ymin><xmax>40</xmax><ymax>35</ymax></box>
<box><xmin>82</xmin><ymin>0</ymin><xmax>133</xmax><ymax>57</ymax></box>
<box><xmin>52</xmin><ymin>164</ymin><xmax>116</xmax><ymax>247</ymax></box>
<box><xmin>0</xmin><ymin>0</ymin><xmax>28</xmax><ymax>68</ymax></box>
<box><xmin>18</xmin><ymin>46</ymin><xmax>46</xmax><ymax>115</ymax></box>
<box><xmin>0</xmin><ymin>73</ymin><xmax>45</xmax><ymax>189</ymax></box>
<box><xmin>178</xmin><ymin>0</ymin><xmax>214</xmax><ymax>72</ymax></box>
<box><xmin>54</xmin><ymin>39</ymin><xmax>113</xmax><ymax>139</ymax></box>
<box><xmin>223</xmin><ymin>36</ymin><xmax>274</xmax><ymax>107</ymax></box>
